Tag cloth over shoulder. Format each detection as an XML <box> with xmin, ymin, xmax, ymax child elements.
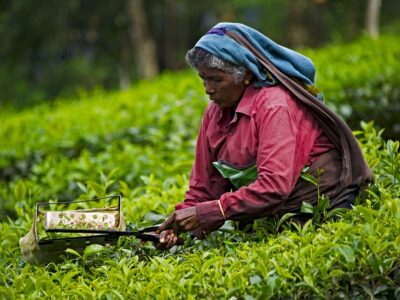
<box><xmin>195</xmin><ymin>22</ymin><xmax>321</xmax><ymax>99</ymax></box>
<box><xmin>194</xmin><ymin>22</ymin><xmax>373</xmax><ymax>208</ymax></box>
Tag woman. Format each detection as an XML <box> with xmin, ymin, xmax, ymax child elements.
<box><xmin>157</xmin><ymin>22</ymin><xmax>373</xmax><ymax>248</ymax></box>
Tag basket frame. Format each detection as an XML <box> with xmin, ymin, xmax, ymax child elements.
<box><xmin>33</xmin><ymin>195</ymin><xmax>122</xmax><ymax>242</ymax></box>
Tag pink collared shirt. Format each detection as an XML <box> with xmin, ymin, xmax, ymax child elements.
<box><xmin>176</xmin><ymin>84</ymin><xmax>335</xmax><ymax>232</ymax></box>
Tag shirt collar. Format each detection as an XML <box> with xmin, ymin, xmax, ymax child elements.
<box><xmin>235</xmin><ymin>85</ymin><xmax>259</xmax><ymax>116</ymax></box>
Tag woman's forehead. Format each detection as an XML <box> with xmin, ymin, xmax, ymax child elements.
<box><xmin>197</xmin><ymin>66</ymin><xmax>226</xmax><ymax>77</ymax></box>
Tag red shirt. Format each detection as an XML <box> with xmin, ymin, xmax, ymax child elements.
<box><xmin>176</xmin><ymin>84</ymin><xmax>335</xmax><ymax>232</ymax></box>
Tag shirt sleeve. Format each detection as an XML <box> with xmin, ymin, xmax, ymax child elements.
<box><xmin>222</xmin><ymin>104</ymin><xmax>300</xmax><ymax>217</ymax></box>
<box><xmin>196</xmin><ymin>94</ymin><xmax>317</xmax><ymax>231</ymax></box>
<box><xmin>175</xmin><ymin>105</ymin><xmax>231</xmax><ymax>212</ymax></box>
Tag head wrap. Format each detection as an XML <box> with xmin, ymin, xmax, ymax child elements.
<box><xmin>195</xmin><ymin>22</ymin><xmax>318</xmax><ymax>92</ymax></box>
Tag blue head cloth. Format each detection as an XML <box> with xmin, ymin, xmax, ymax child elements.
<box><xmin>195</xmin><ymin>22</ymin><xmax>316</xmax><ymax>88</ymax></box>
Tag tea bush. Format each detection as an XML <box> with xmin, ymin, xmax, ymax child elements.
<box><xmin>304</xmin><ymin>35</ymin><xmax>400</xmax><ymax>139</ymax></box>
<box><xmin>0</xmin><ymin>36</ymin><xmax>399</xmax><ymax>299</ymax></box>
<box><xmin>0</xmin><ymin>72</ymin><xmax>205</xmax><ymax>218</ymax></box>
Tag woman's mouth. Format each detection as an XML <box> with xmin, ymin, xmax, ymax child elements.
<box><xmin>209</xmin><ymin>95</ymin><xmax>220</xmax><ymax>102</ymax></box>
<box><xmin>211</xmin><ymin>98</ymin><xmax>222</xmax><ymax>105</ymax></box>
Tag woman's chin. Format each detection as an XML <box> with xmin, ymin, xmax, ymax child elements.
<box><xmin>215</xmin><ymin>102</ymin><xmax>234</xmax><ymax>108</ymax></box>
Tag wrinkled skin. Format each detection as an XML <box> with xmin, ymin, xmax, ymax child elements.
<box><xmin>156</xmin><ymin>206</ymin><xmax>199</xmax><ymax>249</ymax></box>
<box><xmin>198</xmin><ymin>66</ymin><xmax>251</xmax><ymax>107</ymax></box>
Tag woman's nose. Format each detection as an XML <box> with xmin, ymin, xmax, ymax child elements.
<box><xmin>204</xmin><ymin>81</ymin><xmax>215</xmax><ymax>94</ymax></box>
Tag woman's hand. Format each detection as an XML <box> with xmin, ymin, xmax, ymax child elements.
<box><xmin>157</xmin><ymin>206</ymin><xmax>200</xmax><ymax>234</ymax></box>
<box><xmin>155</xmin><ymin>229</ymin><xmax>178</xmax><ymax>249</ymax></box>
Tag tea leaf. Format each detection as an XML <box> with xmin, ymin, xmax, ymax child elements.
<box><xmin>249</xmin><ymin>275</ymin><xmax>262</xmax><ymax>285</ymax></box>
<box><xmin>337</xmin><ymin>245</ymin><xmax>355</xmax><ymax>264</ymax></box>
<box><xmin>83</xmin><ymin>244</ymin><xmax>106</xmax><ymax>257</ymax></box>
<box><xmin>301</xmin><ymin>202</ymin><xmax>314</xmax><ymax>214</ymax></box>
<box><xmin>14</xmin><ymin>180</ymin><xmax>26</xmax><ymax>201</ymax></box>
<box><xmin>325</xmin><ymin>208</ymin><xmax>348</xmax><ymax>220</ymax></box>
<box><xmin>76</xmin><ymin>182</ymin><xmax>87</xmax><ymax>193</ymax></box>
<box><xmin>65</xmin><ymin>248</ymin><xmax>82</xmax><ymax>259</ymax></box>
<box><xmin>300</xmin><ymin>173</ymin><xmax>318</xmax><ymax>186</ymax></box>
<box><xmin>276</xmin><ymin>212</ymin><xmax>297</xmax><ymax>230</ymax></box>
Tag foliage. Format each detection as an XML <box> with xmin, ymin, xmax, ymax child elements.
<box><xmin>304</xmin><ymin>35</ymin><xmax>400</xmax><ymax>139</ymax></box>
<box><xmin>0</xmin><ymin>71</ymin><xmax>207</xmax><ymax>218</ymax></box>
<box><xmin>1</xmin><ymin>0</ymin><xmax>400</xmax><ymax>107</ymax></box>
<box><xmin>0</xmin><ymin>123</ymin><xmax>399</xmax><ymax>299</ymax></box>
<box><xmin>0</xmin><ymin>38</ymin><xmax>399</xmax><ymax>299</ymax></box>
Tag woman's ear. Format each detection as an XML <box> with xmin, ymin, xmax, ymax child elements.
<box><xmin>244</xmin><ymin>70</ymin><xmax>254</xmax><ymax>85</ymax></box>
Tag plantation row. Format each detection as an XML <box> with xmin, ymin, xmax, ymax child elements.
<box><xmin>0</xmin><ymin>72</ymin><xmax>207</xmax><ymax>219</ymax></box>
<box><xmin>1</xmin><ymin>36</ymin><xmax>400</xmax><ymax>161</ymax></box>
<box><xmin>303</xmin><ymin>35</ymin><xmax>400</xmax><ymax>139</ymax></box>
<box><xmin>0</xmin><ymin>36</ymin><xmax>399</xmax><ymax>298</ymax></box>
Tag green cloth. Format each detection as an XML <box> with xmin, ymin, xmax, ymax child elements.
<box><xmin>213</xmin><ymin>161</ymin><xmax>313</xmax><ymax>190</ymax></box>
<box><xmin>212</xmin><ymin>161</ymin><xmax>257</xmax><ymax>189</ymax></box>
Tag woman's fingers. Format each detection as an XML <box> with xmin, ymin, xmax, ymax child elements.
<box><xmin>158</xmin><ymin>206</ymin><xmax>200</xmax><ymax>235</ymax></box>
<box><xmin>157</xmin><ymin>214</ymin><xmax>176</xmax><ymax>233</ymax></box>
<box><xmin>178</xmin><ymin>217</ymin><xmax>198</xmax><ymax>231</ymax></box>
<box><xmin>157</xmin><ymin>230</ymin><xmax>178</xmax><ymax>249</ymax></box>
<box><xmin>158</xmin><ymin>230</ymin><xmax>167</xmax><ymax>243</ymax></box>
<box><xmin>175</xmin><ymin>207</ymin><xmax>200</xmax><ymax>231</ymax></box>
<box><xmin>165</xmin><ymin>233</ymin><xmax>177</xmax><ymax>248</ymax></box>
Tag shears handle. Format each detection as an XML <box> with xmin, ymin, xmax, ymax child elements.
<box><xmin>136</xmin><ymin>225</ymin><xmax>184</xmax><ymax>245</ymax></box>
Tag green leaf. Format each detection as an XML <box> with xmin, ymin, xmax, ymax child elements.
<box><xmin>140</xmin><ymin>175</ymin><xmax>150</xmax><ymax>185</ymax></box>
<box><xmin>301</xmin><ymin>202</ymin><xmax>314</xmax><ymax>214</ymax></box>
<box><xmin>368</xmin><ymin>158</ymin><xmax>380</xmax><ymax>168</ymax></box>
<box><xmin>276</xmin><ymin>212</ymin><xmax>297</xmax><ymax>230</ymax></box>
<box><xmin>14</xmin><ymin>180</ymin><xmax>26</xmax><ymax>201</ymax></box>
<box><xmin>201</xmin><ymin>257</ymin><xmax>221</xmax><ymax>272</ymax></box>
<box><xmin>86</xmin><ymin>180</ymin><xmax>104</xmax><ymax>195</ymax></box>
<box><xmin>249</xmin><ymin>275</ymin><xmax>262</xmax><ymax>285</ymax></box>
<box><xmin>65</xmin><ymin>248</ymin><xmax>82</xmax><ymax>259</ymax></box>
<box><xmin>329</xmin><ymin>269</ymin><xmax>344</xmax><ymax>277</ymax></box>
<box><xmin>61</xmin><ymin>271</ymin><xmax>81</xmax><ymax>286</ymax></box>
<box><xmin>83</xmin><ymin>244</ymin><xmax>106</xmax><ymax>257</ymax></box>
<box><xmin>143</xmin><ymin>212</ymin><xmax>166</xmax><ymax>223</ymax></box>
<box><xmin>325</xmin><ymin>208</ymin><xmax>348</xmax><ymax>220</ymax></box>
<box><xmin>300</xmin><ymin>173</ymin><xmax>318</xmax><ymax>186</ymax></box>
<box><xmin>100</xmin><ymin>171</ymin><xmax>107</xmax><ymax>184</ymax></box>
<box><xmin>98</xmin><ymin>289</ymin><xmax>124</xmax><ymax>300</ymax></box>
<box><xmin>76</xmin><ymin>182</ymin><xmax>87</xmax><ymax>193</ymax></box>
<box><xmin>224</xmin><ymin>287</ymin><xmax>241</xmax><ymax>300</ymax></box>
<box><xmin>386</xmin><ymin>140</ymin><xmax>394</xmax><ymax>158</ymax></box>
<box><xmin>303</xmin><ymin>274</ymin><xmax>314</xmax><ymax>287</ymax></box>
<box><xmin>255</xmin><ymin>249</ymin><xmax>269</xmax><ymax>261</ymax></box>
<box><xmin>337</xmin><ymin>245</ymin><xmax>355</xmax><ymax>264</ymax></box>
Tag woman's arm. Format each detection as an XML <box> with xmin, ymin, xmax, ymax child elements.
<box><xmin>195</xmin><ymin>91</ymin><xmax>321</xmax><ymax>232</ymax></box>
<box><xmin>175</xmin><ymin>105</ymin><xmax>231</xmax><ymax>210</ymax></box>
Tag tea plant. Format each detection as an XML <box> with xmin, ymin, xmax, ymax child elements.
<box><xmin>0</xmin><ymin>36</ymin><xmax>399</xmax><ymax>299</ymax></box>
<box><xmin>304</xmin><ymin>35</ymin><xmax>400</xmax><ymax>138</ymax></box>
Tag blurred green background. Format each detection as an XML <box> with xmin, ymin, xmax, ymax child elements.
<box><xmin>0</xmin><ymin>0</ymin><xmax>399</xmax><ymax>136</ymax></box>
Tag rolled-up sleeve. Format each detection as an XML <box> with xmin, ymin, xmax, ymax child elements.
<box><xmin>175</xmin><ymin>106</ymin><xmax>230</xmax><ymax>213</ymax></box>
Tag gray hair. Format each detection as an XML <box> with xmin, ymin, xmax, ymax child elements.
<box><xmin>185</xmin><ymin>48</ymin><xmax>247</xmax><ymax>84</ymax></box>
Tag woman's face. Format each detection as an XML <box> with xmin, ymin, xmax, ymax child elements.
<box><xmin>197</xmin><ymin>66</ymin><xmax>247</xmax><ymax>107</ymax></box>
